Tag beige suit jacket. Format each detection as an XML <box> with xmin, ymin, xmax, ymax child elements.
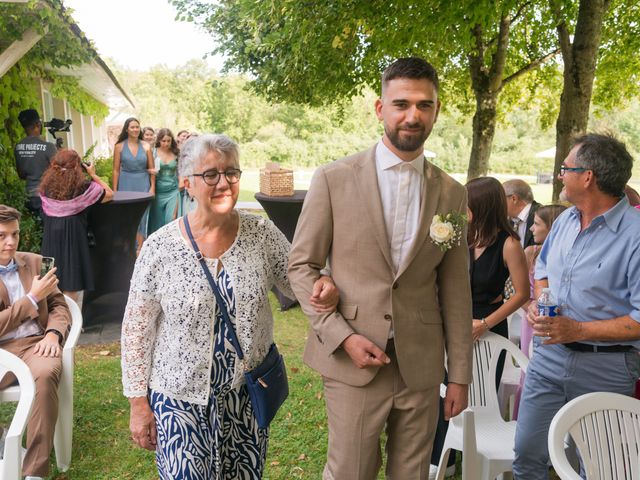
<box><xmin>0</xmin><ymin>252</ymin><xmax>71</xmax><ymax>343</ymax></box>
<box><xmin>288</xmin><ymin>146</ymin><xmax>473</xmax><ymax>390</ymax></box>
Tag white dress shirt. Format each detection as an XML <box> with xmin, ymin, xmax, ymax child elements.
<box><xmin>0</xmin><ymin>260</ymin><xmax>42</xmax><ymax>343</ymax></box>
<box><xmin>513</xmin><ymin>202</ymin><xmax>532</xmax><ymax>247</ymax></box>
<box><xmin>375</xmin><ymin>141</ymin><xmax>424</xmax><ymax>273</ymax></box>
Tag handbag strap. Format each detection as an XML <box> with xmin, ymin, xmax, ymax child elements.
<box><xmin>183</xmin><ymin>214</ymin><xmax>246</xmax><ymax>361</ymax></box>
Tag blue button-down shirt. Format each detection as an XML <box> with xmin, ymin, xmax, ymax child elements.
<box><xmin>535</xmin><ymin>197</ymin><xmax>640</xmax><ymax>348</ymax></box>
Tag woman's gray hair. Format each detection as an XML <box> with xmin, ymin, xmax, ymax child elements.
<box><xmin>178</xmin><ymin>134</ymin><xmax>240</xmax><ymax>178</ymax></box>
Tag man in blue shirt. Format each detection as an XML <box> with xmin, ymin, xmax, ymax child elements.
<box><xmin>513</xmin><ymin>133</ymin><xmax>640</xmax><ymax>479</ymax></box>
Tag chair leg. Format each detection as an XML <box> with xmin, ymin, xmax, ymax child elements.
<box><xmin>436</xmin><ymin>448</ymin><xmax>452</xmax><ymax>480</ymax></box>
<box><xmin>53</xmin><ymin>364</ymin><xmax>73</xmax><ymax>471</ymax></box>
<box><xmin>53</xmin><ymin>413</ymin><xmax>72</xmax><ymax>471</ymax></box>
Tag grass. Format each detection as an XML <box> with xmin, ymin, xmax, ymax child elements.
<box><xmin>0</xmin><ymin>296</ymin><xmax>380</xmax><ymax>479</ymax></box>
<box><xmin>1</xmin><ymin>294</ymin><xmax>569</xmax><ymax>479</ymax></box>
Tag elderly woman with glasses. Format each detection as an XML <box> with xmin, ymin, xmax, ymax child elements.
<box><xmin>121</xmin><ymin>134</ymin><xmax>339</xmax><ymax>479</ymax></box>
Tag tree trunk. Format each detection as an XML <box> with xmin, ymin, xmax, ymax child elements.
<box><xmin>467</xmin><ymin>93</ymin><xmax>498</xmax><ymax>179</ymax></box>
<box><xmin>551</xmin><ymin>0</ymin><xmax>610</xmax><ymax>200</ymax></box>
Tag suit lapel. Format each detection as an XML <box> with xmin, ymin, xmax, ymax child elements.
<box><xmin>396</xmin><ymin>161</ymin><xmax>441</xmax><ymax>278</ymax></box>
<box><xmin>0</xmin><ymin>276</ymin><xmax>8</xmax><ymax>306</ymax></box>
<box><xmin>16</xmin><ymin>254</ymin><xmax>33</xmax><ymax>294</ymax></box>
<box><xmin>0</xmin><ymin>254</ymin><xmax>33</xmax><ymax>307</ymax></box>
<box><xmin>524</xmin><ymin>202</ymin><xmax>539</xmax><ymax>247</ymax></box>
<box><xmin>354</xmin><ymin>148</ymin><xmax>393</xmax><ymax>270</ymax></box>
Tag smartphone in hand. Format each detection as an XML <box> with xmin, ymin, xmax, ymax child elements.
<box><xmin>40</xmin><ymin>256</ymin><xmax>55</xmax><ymax>277</ymax></box>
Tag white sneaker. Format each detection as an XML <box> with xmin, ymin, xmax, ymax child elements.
<box><xmin>428</xmin><ymin>463</ymin><xmax>456</xmax><ymax>480</ymax></box>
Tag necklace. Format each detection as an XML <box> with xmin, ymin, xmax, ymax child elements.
<box><xmin>188</xmin><ymin>217</ymin><xmax>237</xmax><ymax>259</ymax></box>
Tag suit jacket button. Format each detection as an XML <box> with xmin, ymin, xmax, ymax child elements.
<box><xmin>384</xmin><ymin>314</ymin><xmax>392</xmax><ymax>321</ymax></box>
<box><xmin>392</xmin><ymin>282</ymin><xmax>399</xmax><ymax>290</ymax></box>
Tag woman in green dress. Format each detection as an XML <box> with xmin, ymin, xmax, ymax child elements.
<box><xmin>147</xmin><ymin>128</ymin><xmax>182</xmax><ymax>235</ymax></box>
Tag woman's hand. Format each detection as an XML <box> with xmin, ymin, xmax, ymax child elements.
<box><xmin>527</xmin><ymin>300</ymin><xmax>538</xmax><ymax>328</ymax></box>
<box><xmin>82</xmin><ymin>162</ymin><xmax>97</xmax><ymax>177</ymax></box>
<box><xmin>129</xmin><ymin>397</ymin><xmax>157</xmax><ymax>451</ymax></box>
<box><xmin>472</xmin><ymin>319</ymin><xmax>488</xmax><ymax>342</ymax></box>
<box><xmin>310</xmin><ymin>275</ymin><xmax>339</xmax><ymax>313</ymax></box>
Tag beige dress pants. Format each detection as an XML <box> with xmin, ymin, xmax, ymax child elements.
<box><xmin>0</xmin><ymin>335</ymin><xmax>62</xmax><ymax>477</ymax></box>
<box><xmin>322</xmin><ymin>343</ymin><xmax>440</xmax><ymax>480</ymax></box>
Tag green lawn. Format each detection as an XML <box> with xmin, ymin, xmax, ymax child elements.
<box><xmin>1</xmin><ymin>294</ymin><xmax>566</xmax><ymax>479</ymax></box>
<box><xmin>0</xmin><ymin>296</ymin><xmax>365</xmax><ymax>479</ymax></box>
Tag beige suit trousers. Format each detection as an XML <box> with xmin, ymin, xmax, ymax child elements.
<box><xmin>0</xmin><ymin>335</ymin><xmax>62</xmax><ymax>477</ymax></box>
<box><xmin>322</xmin><ymin>344</ymin><xmax>440</xmax><ymax>480</ymax></box>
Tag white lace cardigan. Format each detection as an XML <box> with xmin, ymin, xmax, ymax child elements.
<box><xmin>121</xmin><ymin>211</ymin><xmax>295</xmax><ymax>405</ymax></box>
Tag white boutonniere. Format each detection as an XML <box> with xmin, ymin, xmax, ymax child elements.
<box><xmin>430</xmin><ymin>212</ymin><xmax>467</xmax><ymax>252</ymax></box>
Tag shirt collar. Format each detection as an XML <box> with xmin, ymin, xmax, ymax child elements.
<box><xmin>517</xmin><ymin>202</ymin><xmax>532</xmax><ymax>223</ymax></box>
<box><xmin>569</xmin><ymin>196</ymin><xmax>630</xmax><ymax>232</ymax></box>
<box><xmin>376</xmin><ymin>141</ymin><xmax>425</xmax><ymax>175</ymax></box>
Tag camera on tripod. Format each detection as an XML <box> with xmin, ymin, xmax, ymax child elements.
<box><xmin>44</xmin><ymin>118</ymin><xmax>72</xmax><ymax>148</ymax></box>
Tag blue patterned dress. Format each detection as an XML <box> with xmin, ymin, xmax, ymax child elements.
<box><xmin>149</xmin><ymin>265</ymin><xmax>268</xmax><ymax>480</ymax></box>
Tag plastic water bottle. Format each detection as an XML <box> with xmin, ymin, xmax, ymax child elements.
<box><xmin>537</xmin><ymin>288</ymin><xmax>558</xmax><ymax>341</ymax></box>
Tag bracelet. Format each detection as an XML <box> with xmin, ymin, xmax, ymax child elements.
<box><xmin>45</xmin><ymin>329</ymin><xmax>64</xmax><ymax>346</ymax></box>
<box><xmin>481</xmin><ymin>318</ymin><xmax>490</xmax><ymax>330</ymax></box>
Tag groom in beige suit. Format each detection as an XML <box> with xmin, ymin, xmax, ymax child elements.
<box><xmin>289</xmin><ymin>58</ymin><xmax>473</xmax><ymax>479</ymax></box>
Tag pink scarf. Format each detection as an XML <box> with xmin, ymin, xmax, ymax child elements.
<box><xmin>40</xmin><ymin>181</ymin><xmax>104</xmax><ymax>217</ymax></box>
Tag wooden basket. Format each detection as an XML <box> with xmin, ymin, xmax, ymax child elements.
<box><xmin>260</xmin><ymin>163</ymin><xmax>294</xmax><ymax>196</ymax></box>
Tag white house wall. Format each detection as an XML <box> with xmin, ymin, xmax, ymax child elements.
<box><xmin>39</xmin><ymin>81</ymin><xmax>114</xmax><ymax>158</ymax></box>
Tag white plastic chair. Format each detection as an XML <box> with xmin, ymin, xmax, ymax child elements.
<box><xmin>435</xmin><ymin>331</ymin><xmax>529</xmax><ymax>480</ymax></box>
<box><xmin>0</xmin><ymin>295</ymin><xmax>82</xmax><ymax>473</ymax></box>
<box><xmin>0</xmin><ymin>350</ymin><xmax>35</xmax><ymax>480</ymax></box>
<box><xmin>548</xmin><ymin>392</ymin><xmax>640</xmax><ymax>480</ymax></box>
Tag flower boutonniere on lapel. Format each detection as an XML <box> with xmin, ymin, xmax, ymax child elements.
<box><xmin>430</xmin><ymin>212</ymin><xmax>467</xmax><ymax>252</ymax></box>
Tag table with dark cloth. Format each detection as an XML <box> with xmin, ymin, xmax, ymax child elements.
<box><xmin>254</xmin><ymin>190</ymin><xmax>306</xmax><ymax>310</ymax></box>
<box><xmin>83</xmin><ymin>191</ymin><xmax>153</xmax><ymax>324</ymax></box>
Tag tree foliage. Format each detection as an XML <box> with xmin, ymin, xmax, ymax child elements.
<box><xmin>549</xmin><ymin>0</ymin><xmax>640</xmax><ymax>199</ymax></box>
<box><xmin>171</xmin><ymin>0</ymin><xmax>564</xmax><ymax>178</ymax></box>
<box><xmin>0</xmin><ymin>0</ymin><xmax>105</xmax><ymax>250</ymax></box>
<box><xmin>114</xmin><ymin>60</ymin><xmax>640</xmax><ymax>179</ymax></box>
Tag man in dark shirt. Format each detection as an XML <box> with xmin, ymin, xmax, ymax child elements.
<box><xmin>14</xmin><ymin>109</ymin><xmax>57</xmax><ymax>218</ymax></box>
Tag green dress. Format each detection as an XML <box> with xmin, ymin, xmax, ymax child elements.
<box><xmin>148</xmin><ymin>158</ymin><xmax>181</xmax><ymax>235</ymax></box>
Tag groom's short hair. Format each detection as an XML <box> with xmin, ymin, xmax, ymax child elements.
<box><xmin>381</xmin><ymin>57</ymin><xmax>439</xmax><ymax>93</ymax></box>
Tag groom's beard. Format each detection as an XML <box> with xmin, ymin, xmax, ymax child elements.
<box><xmin>385</xmin><ymin>121</ymin><xmax>430</xmax><ymax>152</ymax></box>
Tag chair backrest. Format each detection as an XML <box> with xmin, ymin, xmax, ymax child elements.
<box><xmin>0</xmin><ymin>350</ymin><xmax>35</xmax><ymax>479</ymax></box>
<box><xmin>469</xmin><ymin>332</ymin><xmax>529</xmax><ymax>409</ymax></box>
<box><xmin>63</xmin><ymin>295</ymin><xmax>83</xmax><ymax>350</ymax></box>
<box><xmin>549</xmin><ymin>392</ymin><xmax>640</xmax><ymax>480</ymax></box>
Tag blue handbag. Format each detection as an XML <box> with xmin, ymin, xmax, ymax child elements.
<box><xmin>183</xmin><ymin>215</ymin><xmax>289</xmax><ymax>429</ymax></box>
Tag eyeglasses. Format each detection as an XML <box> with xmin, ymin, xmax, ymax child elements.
<box><xmin>192</xmin><ymin>168</ymin><xmax>242</xmax><ymax>186</ymax></box>
<box><xmin>559</xmin><ymin>165</ymin><xmax>589</xmax><ymax>176</ymax></box>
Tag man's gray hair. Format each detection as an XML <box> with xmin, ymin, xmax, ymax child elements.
<box><xmin>503</xmin><ymin>179</ymin><xmax>534</xmax><ymax>203</ymax></box>
<box><xmin>572</xmin><ymin>133</ymin><xmax>633</xmax><ymax>198</ymax></box>
<box><xmin>178</xmin><ymin>134</ymin><xmax>240</xmax><ymax>178</ymax></box>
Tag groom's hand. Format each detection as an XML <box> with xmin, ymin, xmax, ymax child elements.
<box><xmin>341</xmin><ymin>334</ymin><xmax>390</xmax><ymax>368</ymax></box>
<box><xmin>443</xmin><ymin>382</ymin><xmax>469</xmax><ymax>420</ymax></box>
